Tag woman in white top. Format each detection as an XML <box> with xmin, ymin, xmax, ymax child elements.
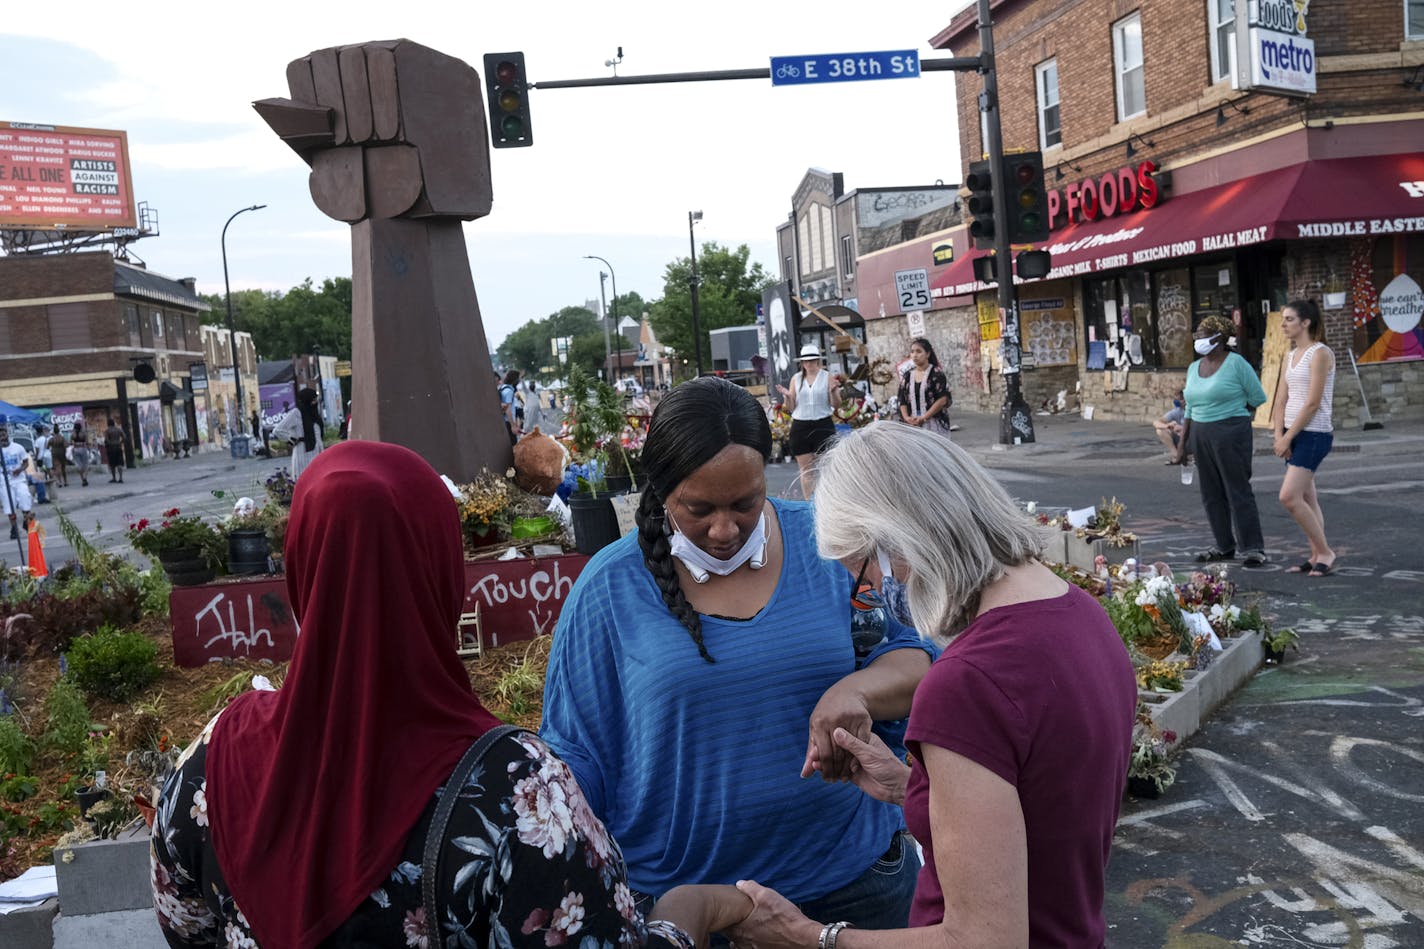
<box><xmin>1270</xmin><ymin>299</ymin><xmax>1337</xmax><ymax>577</ymax></box>
<box><xmin>272</xmin><ymin>387</ymin><xmax>325</xmax><ymax>481</ymax></box>
<box><xmin>776</xmin><ymin>343</ymin><xmax>843</xmax><ymax>496</ymax></box>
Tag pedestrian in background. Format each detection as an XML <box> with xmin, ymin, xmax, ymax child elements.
<box><xmin>48</xmin><ymin>425</ymin><xmax>68</xmax><ymax>487</ymax></box>
<box><xmin>498</xmin><ymin>369</ymin><xmax>521</xmax><ymax>445</ymax></box>
<box><xmin>104</xmin><ymin>416</ymin><xmax>127</xmax><ymax>483</ymax></box>
<box><xmin>1153</xmin><ymin>388</ymin><xmax>1186</xmax><ymax>461</ymax></box>
<box><xmin>1172</xmin><ymin>315</ymin><xmax>1269</xmax><ymax>567</ymax></box>
<box><xmin>523</xmin><ymin>379</ymin><xmax>543</xmax><ymax>433</ymax></box>
<box><xmin>1270</xmin><ymin>299</ymin><xmax>1338</xmax><ymax>577</ymax></box>
<box><xmin>897</xmin><ymin>337</ymin><xmax>952</xmax><ymax>437</ymax></box>
<box><xmin>69</xmin><ymin>422</ymin><xmax>91</xmax><ymax>487</ymax></box>
<box><xmin>731</xmin><ymin>423</ymin><xmax>1137</xmax><ymax>949</ymax></box>
<box><xmin>273</xmin><ymin>387</ymin><xmax>325</xmax><ymax>480</ymax></box>
<box><xmin>776</xmin><ymin>343</ymin><xmax>843</xmax><ymax>497</ymax></box>
<box><xmin>1</xmin><ymin>421</ymin><xmax>35</xmax><ymax>541</ymax></box>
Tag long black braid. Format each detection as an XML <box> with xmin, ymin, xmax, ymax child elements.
<box><xmin>634</xmin><ymin>377</ymin><xmax>772</xmax><ymax>663</ymax></box>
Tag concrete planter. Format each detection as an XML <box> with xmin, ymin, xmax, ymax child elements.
<box><xmin>1143</xmin><ymin>628</ymin><xmax>1264</xmax><ymax>747</ymax></box>
<box><xmin>52</xmin><ymin>825</ymin><xmax>152</xmax><ymax>917</ymax></box>
<box><xmin>1065</xmin><ymin>533</ymin><xmax>1140</xmax><ymax>572</ymax></box>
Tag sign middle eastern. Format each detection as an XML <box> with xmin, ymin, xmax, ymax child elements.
<box><xmin>770</xmin><ymin>50</ymin><xmax>920</xmax><ymax>87</ymax></box>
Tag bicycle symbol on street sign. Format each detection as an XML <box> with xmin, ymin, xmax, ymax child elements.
<box><xmin>770</xmin><ymin>50</ymin><xmax>920</xmax><ymax>87</ymax></box>
<box><xmin>775</xmin><ymin>62</ymin><xmax>801</xmax><ymax>80</ymax></box>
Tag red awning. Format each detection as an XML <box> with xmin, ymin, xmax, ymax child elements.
<box><xmin>932</xmin><ymin>152</ymin><xmax>1424</xmax><ymax>295</ymax></box>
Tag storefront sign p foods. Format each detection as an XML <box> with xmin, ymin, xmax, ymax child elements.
<box><xmin>1047</xmin><ymin>161</ymin><xmax>1162</xmax><ymax>230</ymax></box>
<box><xmin>1234</xmin><ymin>0</ymin><xmax>1317</xmax><ymax>96</ymax></box>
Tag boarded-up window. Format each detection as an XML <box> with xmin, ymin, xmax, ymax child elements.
<box><xmin>0</xmin><ymin>311</ymin><xmax>10</xmax><ymax>353</ymax></box>
<box><xmin>48</xmin><ymin>302</ymin><xmax>94</xmax><ymax>350</ymax></box>
<box><xmin>170</xmin><ymin>311</ymin><xmax>187</xmax><ymax>350</ymax></box>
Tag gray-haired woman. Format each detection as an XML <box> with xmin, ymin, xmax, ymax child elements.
<box><xmin>730</xmin><ymin>422</ymin><xmax>1137</xmax><ymax>949</ymax></box>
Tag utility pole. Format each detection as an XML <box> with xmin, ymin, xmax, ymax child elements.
<box><xmin>977</xmin><ymin>0</ymin><xmax>1036</xmax><ymax>444</ymax></box>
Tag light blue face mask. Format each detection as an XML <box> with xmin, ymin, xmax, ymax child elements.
<box><xmin>876</xmin><ymin>548</ymin><xmax>914</xmax><ymax>626</ymax></box>
<box><xmin>667</xmin><ymin>511</ymin><xmax>768</xmax><ymax>584</ymax></box>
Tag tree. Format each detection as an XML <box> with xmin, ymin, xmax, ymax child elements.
<box><xmin>649</xmin><ymin>243</ymin><xmax>773</xmax><ymax>364</ymax></box>
<box><xmin>496</xmin><ymin>305</ymin><xmax>601</xmax><ymax>377</ymax></box>
<box><xmin>568</xmin><ymin>332</ymin><xmax>609</xmax><ymax>378</ymax></box>
<box><xmin>200</xmin><ymin>277</ymin><xmax>353</xmax><ymax>362</ymax></box>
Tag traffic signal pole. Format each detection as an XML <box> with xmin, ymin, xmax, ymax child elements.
<box><xmin>977</xmin><ymin>0</ymin><xmax>1036</xmax><ymax>445</ymax></box>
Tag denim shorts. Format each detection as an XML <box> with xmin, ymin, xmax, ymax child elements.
<box><xmin>1286</xmin><ymin>430</ymin><xmax>1333</xmax><ymax>471</ymax></box>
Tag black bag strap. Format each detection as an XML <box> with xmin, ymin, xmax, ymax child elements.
<box><xmin>421</xmin><ymin>724</ymin><xmax>526</xmax><ymax>932</ymax></box>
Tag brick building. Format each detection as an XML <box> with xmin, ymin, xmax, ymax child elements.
<box><xmin>855</xmin><ymin>0</ymin><xmax>1423</xmax><ymax>423</ymax></box>
<box><xmin>0</xmin><ymin>251</ymin><xmax>257</xmax><ymax>457</ymax></box>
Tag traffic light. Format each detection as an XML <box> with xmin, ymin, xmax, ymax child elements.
<box><xmin>1002</xmin><ymin>152</ymin><xmax>1050</xmax><ymax>244</ymax></box>
<box><xmin>965</xmin><ymin>160</ymin><xmax>996</xmax><ymax>249</ymax></box>
<box><xmin>483</xmin><ymin>52</ymin><xmax>533</xmax><ymax>148</ymax></box>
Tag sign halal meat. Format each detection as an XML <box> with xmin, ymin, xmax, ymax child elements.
<box><xmin>0</xmin><ymin>122</ymin><xmax>137</xmax><ymax>230</ymax></box>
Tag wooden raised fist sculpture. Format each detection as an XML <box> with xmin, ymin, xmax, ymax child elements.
<box><xmin>255</xmin><ymin>39</ymin><xmax>511</xmax><ymax>480</ymax></box>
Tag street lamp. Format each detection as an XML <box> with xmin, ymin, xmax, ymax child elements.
<box><xmin>584</xmin><ymin>255</ymin><xmax>621</xmax><ymax>384</ymax></box>
<box><xmin>688</xmin><ymin>210</ymin><xmax>704</xmax><ymax>377</ymax></box>
<box><xmin>222</xmin><ymin>204</ymin><xmax>265</xmax><ymax>438</ymax></box>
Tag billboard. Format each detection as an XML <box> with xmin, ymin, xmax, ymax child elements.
<box><xmin>0</xmin><ymin>122</ymin><xmax>137</xmax><ymax>230</ymax></box>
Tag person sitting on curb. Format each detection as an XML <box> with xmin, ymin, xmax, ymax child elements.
<box><xmin>1153</xmin><ymin>389</ymin><xmax>1185</xmax><ymax>462</ymax></box>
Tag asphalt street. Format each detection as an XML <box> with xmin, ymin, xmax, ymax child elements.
<box><xmin>10</xmin><ymin>410</ymin><xmax>1424</xmax><ymax>947</ymax></box>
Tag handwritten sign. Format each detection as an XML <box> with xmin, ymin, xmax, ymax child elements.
<box><xmin>169</xmin><ymin>553</ymin><xmax>590</xmax><ymax>667</ymax></box>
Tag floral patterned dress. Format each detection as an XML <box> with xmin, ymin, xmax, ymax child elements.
<box><xmin>898</xmin><ymin>366</ymin><xmax>952</xmax><ymax>436</ymax></box>
<box><xmin>151</xmin><ymin>716</ymin><xmax>694</xmax><ymax>949</ymax></box>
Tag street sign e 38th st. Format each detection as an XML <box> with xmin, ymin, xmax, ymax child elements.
<box><xmin>770</xmin><ymin>50</ymin><xmax>920</xmax><ymax>86</ymax></box>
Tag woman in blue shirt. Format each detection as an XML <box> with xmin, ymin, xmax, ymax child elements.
<box><xmin>541</xmin><ymin>377</ymin><xmax>933</xmax><ymax>934</ymax></box>
<box><xmin>1172</xmin><ymin>314</ymin><xmax>1269</xmax><ymax>566</ymax></box>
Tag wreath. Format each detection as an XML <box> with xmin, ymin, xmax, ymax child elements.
<box><xmin>867</xmin><ymin>357</ymin><xmax>896</xmax><ymax>387</ymax></box>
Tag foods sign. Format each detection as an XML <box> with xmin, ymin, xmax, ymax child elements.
<box><xmin>0</xmin><ymin>122</ymin><xmax>137</xmax><ymax>230</ymax></box>
<box><xmin>1234</xmin><ymin>0</ymin><xmax>1316</xmax><ymax>96</ymax></box>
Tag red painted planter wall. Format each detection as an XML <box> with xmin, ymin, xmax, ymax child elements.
<box><xmin>169</xmin><ymin>553</ymin><xmax>590</xmax><ymax>667</ymax></box>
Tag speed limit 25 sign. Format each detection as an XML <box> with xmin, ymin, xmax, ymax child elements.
<box><xmin>894</xmin><ymin>268</ymin><xmax>931</xmax><ymax>313</ymax></box>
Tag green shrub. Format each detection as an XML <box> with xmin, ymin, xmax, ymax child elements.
<box><xmin>0</xmin><ymin>715</ymin><xmax>33</xmax><ymax>775</ymax></box>
<box><xmin>43</xmin><ymin>677</ymin><xmax>93</xmax><ymax>755</ymax></box>
<box><xmin>67</xmin><ymin>626</ymin><xmax>161</xmax><ymax>702</ymax></box>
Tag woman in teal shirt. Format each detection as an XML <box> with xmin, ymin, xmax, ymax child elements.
<box><xmin>1172</xmin><ymin>314</ymin><xmax>1269</xmax><ymax>566</ymax></box>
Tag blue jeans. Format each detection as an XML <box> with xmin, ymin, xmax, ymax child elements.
<box><xmin>633</xmin><ymin>830</ymin><xmax>920</xmax><ymax>941</ymax></box>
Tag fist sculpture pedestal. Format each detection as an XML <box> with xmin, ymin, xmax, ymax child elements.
<box><xmin>255</xmin><ymin>39</ymin><xmax>511</xmax><ymax>481</ymax></box>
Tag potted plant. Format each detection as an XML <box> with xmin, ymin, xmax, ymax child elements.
<box><xmin>127</xmin><ymin>508</ymin><xmax>225</xmax><ymax>586</ymax></box>
<box><xmin>224</xmin><ymin>504</ymin><xmax>272</xmax><ymax>576</ymax></box>
<box><xmin>457</xmin><ymin>471</ymin><xmax>514</xmax><ymax>550</ymax></box>
<box><xmin>1126</xmin><ymin>722</ymin><xmax>1177</xmax><ymax>799</ymax></box>
<box><xmin>564</xmin><ymin>366</ymin><xmax>631</xmax><ymax>554</ymax></box>
<box><xmin>1263</xmin><ymin>626</ymin><xmax>1299</xmax><ymax>665</ymax></box>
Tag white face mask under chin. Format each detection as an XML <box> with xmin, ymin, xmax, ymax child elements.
<box><xmin>667</xmin><ymin>511</ymin><xmax>768</xmax><ymax>583</ymax></box>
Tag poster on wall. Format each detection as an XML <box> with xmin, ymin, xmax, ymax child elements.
<box><xmin>1019</xmin><ymin>296</ymin><xmax>1077</xmax><ymax>367</ymax></box>
<box><xmin>1351</xmin><ymin>238</ymin><xmax>1423</xmax><ymax>364</ymax></box>
<box><xmin>761</xmin><ymin>283</ymin><xmax>797</xmax><ymax>396</ymax></box>
<box><xmin>258</xmin><ymin>383</ymin><xmax>294</xmax><ymax>431</ymax></box>
<box><xmin>134</xmin><ymin>399</ymin><xmax>164</xmax><ymax>459</ymax></box>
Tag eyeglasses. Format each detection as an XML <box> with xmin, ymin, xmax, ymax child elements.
<box><xmin>852</xmin><ymin>555</ymin><xmax>870</xmax><ymax>593</ymax></box>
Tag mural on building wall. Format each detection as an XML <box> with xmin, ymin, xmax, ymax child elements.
<box><xmin>1352</xmin><ymin>237</ymin><xmax>1423</xmax><ymax>364</ymax></box>
<box><xmin>856</xmin><ymin>190</ymin><xmax>960</xmax><ymax>255</ymax></box>
<box><xmin>761</xmin><ymin>283</ymin><xmax>797</xmax><ymax>395</ymax></box>
<box><xmin>135</xmin><ymin>399</ymin><xmax>164</xmax><ymax>459</ymax></box>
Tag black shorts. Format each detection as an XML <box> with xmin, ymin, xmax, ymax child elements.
<box><xmin>788</xmin><ymin>416</ymin><xmax>837</xmax><ymax>457</ymax></box>
<box><xmin>105</xmin><ymin>445</ymin><xmax>124</xmax><ymax>467</ymax></box>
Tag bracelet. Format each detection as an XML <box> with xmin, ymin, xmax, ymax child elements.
<box><xmin>818</xmin><ymin>920</ymin><xmax>853</xmax><ymax>949</ymax></box>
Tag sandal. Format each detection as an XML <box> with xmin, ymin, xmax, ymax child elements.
<box><xmin>1308</xmin><ymin>559</ymin><xmax>1338</xmax><ymax>577</ymax></box>
<box><xmin>1285</xmin><ymin>560</ymin><xmax>1314</xmax><ymax>574</ymax></box>
<box><xmin>1195</xmin><ymin>547</ymin><xmax>1236</xmax><ymax>563</ymax></box>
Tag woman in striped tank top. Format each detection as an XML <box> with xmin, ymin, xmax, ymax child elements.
<box><xmin>1269</xmin><ymin>299</ymin><xmax>1337</xmax><ymax>577</ymax></box>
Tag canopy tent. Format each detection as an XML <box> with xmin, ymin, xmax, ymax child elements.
<box><xmin>0</xmin><ymin>400</ymin><xmax>44</xmax><ymax>427</ymax></box>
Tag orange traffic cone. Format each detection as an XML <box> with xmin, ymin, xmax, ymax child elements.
<box><xmin>26</xmin><ymin>516</ymin><xmax>47</xmax><ymax>578</ymax></box>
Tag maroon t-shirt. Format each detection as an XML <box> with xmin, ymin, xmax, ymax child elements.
<box><xmin>903</xmin><ymin>584</ymin><xmax>1137</xmax><ymax>947</ymax></box>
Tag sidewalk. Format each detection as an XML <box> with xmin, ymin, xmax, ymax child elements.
<box><xmin>943</xmin><ymin>407</ymin><xmax>1424</xmax><ymax>467</ymax></box>
<box><xmin>37</xmin><ymin>447</ymin><xmax>283</xmax><ymax>516</ymax></box>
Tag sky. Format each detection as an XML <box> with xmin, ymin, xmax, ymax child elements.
<box><xmin>2</xmin><ymin>0</ymin><xmax>973</xmax><ymax>349</ymax></box>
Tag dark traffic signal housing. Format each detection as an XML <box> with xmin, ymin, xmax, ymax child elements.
<box><xmin>1003</xmin><ymin>152</ymin><xmax>1049</xmax><ymax>244</ymax></box>
<box><xmin>965</xmin><ymin>160</ymin><xmax>996</xmax><ymax>249</ymax></box>
<box><xmin>483</xmin><ymin>52</ymin><xmax>533</xmax><ymax>148</ymax></box>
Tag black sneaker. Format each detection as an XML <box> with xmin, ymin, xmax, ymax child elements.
<box><xmin>1195</xmin><ymin>547</ymin><xmax>1236</xmax><ymax>562</ymax></box>
<box><xmin>1242</xmin><ymin>550</ymin><xmax>1269</xmax><ymax>567</ymax></box>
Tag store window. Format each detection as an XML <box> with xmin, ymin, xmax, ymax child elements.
<box><xmin>1113</xmin><ymin>13</ymin><xmax>1146</xmax><ymax>121</ymax></box>
<box><xmin>1082</xmin><ymin>268</ymin><xmax>1197</xmax><ymax>370</ymax></box>
<box><xmin>1192</xmin><ymin>260</ymin><xmax>1238</xmax><ymax>332</ymax></box>
<box><xmin>1036</xmin><ymin>59</ymin><xmax>1061</xmax><ymax>149</ymax></box>
<box><xmin>1409</xmin><ymin>0</ymin><xmax>1424</xmax><ymax>39</ymax></box>
<box><xmin>1209</xmin><ymin>0</ymin><xmax>1236</xmax><ymax>83</ymax></box>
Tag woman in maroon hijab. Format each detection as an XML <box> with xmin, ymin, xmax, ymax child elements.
<box><xmin>150</xmin><ymin>442</ymin><xmax>749</xmax><ymax>948</ymax></box>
